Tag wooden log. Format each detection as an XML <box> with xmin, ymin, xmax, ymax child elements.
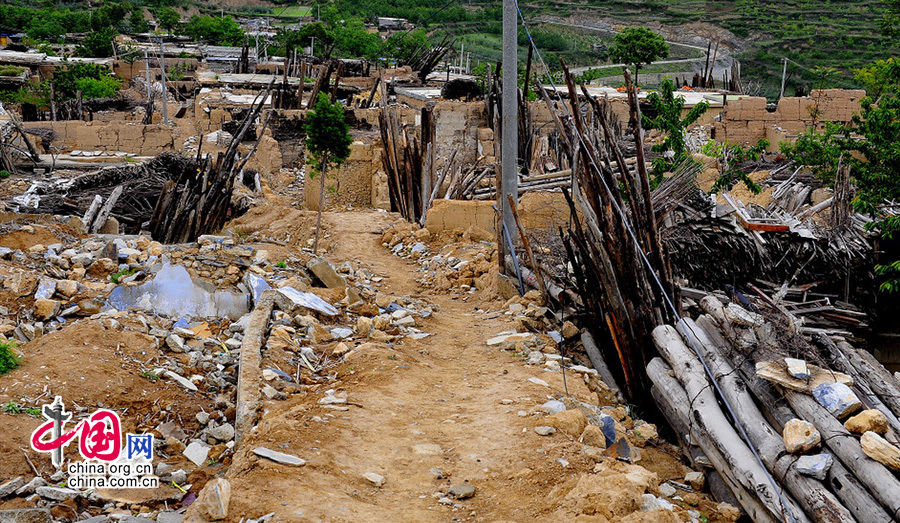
<box><xmin>840</xmin><ymin>340</ymin><xmax>900</xmax><ymax>423</ymax></box>
<box><xmin>82</xmin><ymin>194</ymin><xmax>103</xmax><ymax>231</ymax></box>
<box><xmin>783</xmin><ymin>389</ymin><xmax>900</xmax><ymax>519</ymax></box>
<box><xmin>813</xmin><ymin>332</ymin><xmax>900</xmax><ymax>438</ymax></box>
<box><xmin>676</xmin><ymin>319</ymin><xmax>856</xmax><ymax>523</ymax></box>
<box><xmin>699</xmin><ymin>315</ymin><xmax>895</xmax><ymax>523</ymax></box>
<box><xmin>650</xmin><ymin>384</ymin><xmax>746</xmax><ymax>513</ymax></box>
<box><xmin>580</xmin><ymin>331</ymin><xmax>623</xmax><ymax>401</ymax></box>
<box><xmin>652</xmin><ymin>325</ymin><xmax>808</xmax><ymax>522</ymax></box>
<box><xmin>89</xmin><ymin>186</ymin><xmax>123</xmax><ymax>234</ymax></box>
<box><xmin>648</xmin><ymin>358</ymin><xmax>778</xmax><ymax>523</ymax></box>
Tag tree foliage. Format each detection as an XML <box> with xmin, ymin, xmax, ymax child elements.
<box><xmin>75</xmin><ymin>28</ymin><xmax>116</xmax><ymax>58</ymax></box>
<box><xmin>305</xmin><ymin>93</ymin><xmax>352</xmax><ymax>253</ymax></box>
<box><xmin>607</xmin><ymin>27</ymin><xmax>669</xmax><ymax>82</ymax></box>
<box><xmin>53</xmin><ymin>63</ymin><xmax>121</xmax><ymax>100</ymax></box>
<box><xmin>156</xmin><ymin>7</ymin><xmax>181</xmax><ymax>33</ymax></box>
<box><xmin>642</xmin><ymin>79</ymin><xmax>708</xmax><ymax>182</ymax></box>
<box><xmin>274</xmin><ymin>22</ymin><xmax>333</xmax><ymax>56</ymax></box>
<box><xmin>182</xmin><ymin>15</ymin><xmax>244</xmax><ymax>46</ymax></box>
<box><xmin>305</xmin><ymin>93</ymin><xmax>352</xmax><ymax>173</ymax></box>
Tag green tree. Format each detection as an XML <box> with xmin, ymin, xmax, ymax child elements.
<box><xmin>854</xmin><ymin>58</ymin><xmax>900</xmax><ymax>101</ymax></box>
<box><xmin>75</xmin><ymin>27</ymin><xmax>115</xmax><ymax>58</ymax></box>
<box><xmin>331</xmin><ymin>18</ymin><xmax>382</xmax><ymax>61</ymax></box>
<box><xmin>384</xmin><ymin>28</ymin><xmax>429</xmax><ymax>64</ymax></box>
<box><xmin>53</xmin><ymin>63</ymin><xmax>121</xmax><ymax>100</ymax></box>
<box><xmin>305</xmin><ymin>93</ymin><xmax>352</xmax><ymax>253</ymax></box>
<box><xmin>156</xmin><ymin>7</ymin><xmax>181</xmax><ymax>33</ymax></box>
<box><xmin>880</xmin><ymin>0</ymin><xmax>900</xmax><ymax>40</ymax></box>
<box><xmin>607</xmin><ymin>26</ymin><xmax>669</xmax><ymax>83</ymax></box>
<box><xmin>642</xmin><ymin>78</ymin><xmax>708</xmax><ymax>183</ymax></box>
<box><xmin>182</xmin><ymin>15</ymin><xmax>244</xmax><ymax>46</ymax></box>
<box><xmin>273</xmin><ymin>22</ymin><xmax>332</xmax><ymax>56</ymax></box>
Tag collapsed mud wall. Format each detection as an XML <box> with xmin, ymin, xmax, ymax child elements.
<box><xmin>715</xmin><ymin>89</ymin><xmax>865</xmax><ymax>147</ymax></box>
<box><xmin>23</xmin><ymin>120</ymin><xmax>183</xmax><ymax>156</ymax></box>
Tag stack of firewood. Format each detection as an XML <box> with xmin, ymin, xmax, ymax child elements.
<box><xmin>650</xmin><ymin>291</ymin><xmax>900</xmax><ymax>523</ymax></box>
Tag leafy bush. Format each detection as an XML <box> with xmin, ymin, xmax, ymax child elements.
<box><xmin>779</xmin><ymin>123</ymin><xmax>848</xmax><ymax>183</ymax></box>
<box><xmin>0</xmin><ymin>171</ymin><xmax>10</xmax><ymax>179</ymax></box>
<box><xmin>75</xmin><ymin>27</ymin><xmax>115</xmax><ymax>58</ymax></box>
<box><xmin>53</xmin><ymin>63</ymin><xmax>120</xmax><ymax>100</ymax></box>
<box><xmin>0</xmin><ymin>341</ymin><xmax>20</xmax><ymax>376</ymax></box>
<box><xmin>182</xmin><ymin>15</ymin><xmax>244</xmax><ymax>46</ymax></box>
<box><xmin>704</xmin><ymin>139</ymin><xmax>769</xmax><ymax>194</ymax></box>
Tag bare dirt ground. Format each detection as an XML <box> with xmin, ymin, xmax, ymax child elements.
<box><xmin>0</xmin><ymin>204</ymin><xmax>727</xmax><ymax>522</ymax></box>
<box><xmin>224</xmin><ymin>211</ymin><xmax>718</xmax><ymax>523</ymax></box>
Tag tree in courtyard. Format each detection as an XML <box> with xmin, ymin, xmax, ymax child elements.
<box><xmin>642</xmin><ymin>78</ymin><xmax>708</xmax><ymax>183</ymax></box>
<box><xmin>156</xmin><ymin>7</ymin><xmax>181</xmax><ymax>34</ymax></box>
<box><xmin>607</xmin><ymin>27</ymin><xmax>669</xmax><ymax>83</ymax></box>
<box><xmin>305</xmin><ymin>93</ymin><xmax>352</xmax><ymax>253</ymax></box>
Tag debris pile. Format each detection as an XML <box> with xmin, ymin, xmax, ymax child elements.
<box><xmin>649</xmin><ymin>290</ymin><xmax>900</xmax><ymax>523</ymax></box>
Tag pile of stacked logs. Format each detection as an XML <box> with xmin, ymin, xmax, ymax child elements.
<box><xmin>546</xmin><ymin>64</ymin><xmax>675</xmax><ymax>400</ymax></box>
<box><xmin>148</xmin><ymin>82</ymin><xmax>273</xmax><ymax>243</ymax></box>
<box><xmin>650</xmin><ymin>291</ymin><xmax>900</xmax><ymax>522</ymax></box>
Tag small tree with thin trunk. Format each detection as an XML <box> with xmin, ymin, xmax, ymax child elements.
<box><xmin>608</xmin><ymin>27</ymin><xmax>669</xmax><ymax>84</ymax></box>
<box><xmin>305</xmin><ymin>93</ymin><xmax>352</xmax><ymax>253</ymax></box>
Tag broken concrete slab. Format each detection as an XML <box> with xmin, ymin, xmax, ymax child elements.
<box><xmin>307</xmin><ymin>257</ymin><xmax>347</xmax><ymax>288</ymax></box>
<box><xmin>183</xmin><ymin>441</ymin><xmax>211</xmax><ymax>467</ymax></box>
<box><xmin>756</xmin><ymin>360</ymin><xmax>853</xmax><ymax>393</ymax></box>
<box><xmin>0</xmin><ymin>508</ymin><xmax>51</xmax><ymax>523</ymax></box>
<box><xmin>275</xmin><ymin>286</ymin><xmax>338</xmax><ymax>316</ymax></box>
<box><xmin>251</xmin><ymin>447</ymin><xmax>306</xmax><ymax>466</ymax></box>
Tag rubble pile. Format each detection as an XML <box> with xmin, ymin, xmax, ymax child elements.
<box><xmin>380</xmin><ymin>221</ymin><xmax>501</xmax><ymax>297</ymax></box>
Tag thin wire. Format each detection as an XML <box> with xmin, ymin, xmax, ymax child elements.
<box><xmin>512</xmin><ymin>3</ymin><xmax>799</xmax><ymax>522</ymax></box>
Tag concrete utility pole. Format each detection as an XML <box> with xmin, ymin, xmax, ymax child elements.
<box><xmin>780</xmin><ymin>57</ymin><xmax>788</xmax><ymax>99</ymax></box>
<box><xmin>501</xmin><ymin>0</ymin><xmax>518</xmax><ymax>245</ymax></box>
<box><xmin>159</xmin><ymin>39</ymin><xmax>169</xmax><ymax>125</ymax></box>
<box><xmin>144</xmin><ymin>50</ymin><xmax>152</xmax><ymax>119</ymax></box>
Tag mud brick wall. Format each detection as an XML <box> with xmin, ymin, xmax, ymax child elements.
<box><xmin>304</xmin><ymin>140</ymin><xmax>383</xmax><ymax>210</ymax></box>
<box><xmin>715</xmin><ymin>89</ymin><xmax>866</xmax><ymax>147</ymax></box>
<box><xmin>23</xmin><ymin>121</ymin><xmax>182</xmax><ymax>156</ymax></box>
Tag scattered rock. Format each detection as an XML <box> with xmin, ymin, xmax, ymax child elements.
<box><xmin>545</xmin><ymin>409</ymin><xmax>587</xmax><ymax>436</ymax></box>
<box><xmin>207</xmin><ymin>423</ymin><xmax>235</xmax><ymax>442</ymax></box>
<box><xmin>795</xmin><ymin>453</ymin><xmax>833</xmax><ymax>480</ymax></box>
<box><xmin>32</xmin><ymin>299</ymin><xmax>60</xmax><ymax>321</ymax></box>
<box><xmin>252</xmin><ymin>447</ymin><xmax>306</xmax><ymax>466</ymax></box>
<box><xmin>449</xmin><ymin>483</ymin><xmax>476</xmax><ymax>499</ymax></box>
<box><xmin>0</xmin><ymin>508</ymin><xmax>52</xmax><ymax>523</ymax></box>
<box><xmin>307</xmin><ymin>257</ymin><xmax>347</xmax><ymax>288</ymax></box>
<box><xmin>783</xmin><ymin>419</ymin><xmax>821</xmax><ymax>454</ymax></box>
<box><xmin>561</xmin><ymin>321</ymin><xmax>579</xmax><ymax>339</ymax></box>
<box><xmin>861</xmin><ymin>431</ymin><xmax>900</xmax><ymax>471</ymax></box>
<box><xmin>580</xmin><ymin>425</ymin><xmax>606</xmax><ymax>449</ymax></box>
<box><xmin>534</xmin><ymin>426</ymin><xmax>556</xmax><ymax>436</ymax></box>
<box><xmin>844</xmin><ymin>409</ymin><xmax>888</xmax><ymax>435</ymax></box>
<box><xmin>362</xmin><ymin>472</ymin><xmax>385</xmax><ymax>487</ymax></box>
<box><xmin>0</xmin><ymin>477</ymin><xmax>24</xmax><ymax>498</ymax></box>
<box><xmin>166</xmin><ymin>334</ymin><xmax>185</xmax><ymax>352</ymax></box>
<box><xmin>34</xmin><ymin>486</ymin><xmax>78</xmax><ymax>501</ymax></box>
<box><xmin>684</xmin><ymin>471</ymin><xmax>705</xmax><ymax>491</ymax></box>
<box><xmin>785</xmin><ymin>357</ymin><xmax>810</xmax><ymax>380</ymax></box>
<box><xmin>813</xmin><ymin>382</ymin><xmax>862</xmax><ymax>418</ymax></box>
<box><xmin>186</xmin><ymin>478</ymin><xmax>231</xmax><ymax>521</ymax></box>
<box><xmin>183</xmin><ymin>441</ymin><xmax>211</xmax><ymax>467</ymax></box>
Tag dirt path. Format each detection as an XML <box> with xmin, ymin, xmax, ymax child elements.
<box><xmin>224</xmin><ymin>211</ymin><xmax>610</xmax><ymax>521</ymax></box>
<box><xmin>224</xmin><ymin>210</ymin><xmax>701</xmax><ymax>523</ymax></box>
